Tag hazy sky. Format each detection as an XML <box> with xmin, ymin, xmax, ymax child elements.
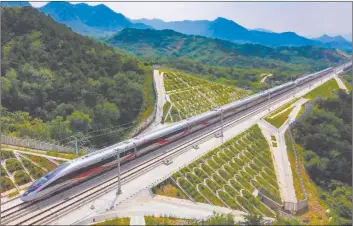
<box><xmin>30</xmin><ymin>1</ymin><xmax>352</xmax><ymax>38</ymax></box>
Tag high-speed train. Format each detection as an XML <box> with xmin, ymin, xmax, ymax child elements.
<box><xmin>21</xmin><ymin>62</ymin><xmax>351</xmax><ymax>202</ymax></box>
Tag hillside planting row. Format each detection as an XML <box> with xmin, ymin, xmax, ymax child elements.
<box><xmin>162</xmin><ymin>70</ymin><xmax>248</xmax><ymax>123</ymax></box>
<box><xmin>154</xmin><ymin>125</ymin><xmax>281</xmax><ymax>217</ymax></box>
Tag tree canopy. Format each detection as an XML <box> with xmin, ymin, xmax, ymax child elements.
<box><xmin>1</xmin><ymin>7</ymin><xmax>154</xmax><ymax>147</ymax></box>
<box><xmin>294</xmin><ymin>90</ymin><xmax>352</xmax><ymax>224</ymax></box>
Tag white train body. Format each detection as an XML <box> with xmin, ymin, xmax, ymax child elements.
<box><xmin>21</xmin><ymin>63</ymin><xmax>350</xmax><ymax>202</ymax></box>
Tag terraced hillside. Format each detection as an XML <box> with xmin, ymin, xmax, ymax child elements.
<box><xmin>153</xmin><ymin>125</ymin><xmax>281</xmax><ymax>217</ymax></box>
<box><xmin>0</xmin><ymin>148</ymin><xmax>68</xmax><ymax>197</ymax></box>
<box><xmin>162</xmin><ymin>70</ymin><xmax>249</xmax><ymax>123</ymax></box>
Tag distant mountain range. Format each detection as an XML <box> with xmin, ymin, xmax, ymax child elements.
<box><xmin>2</xmin><ymin>1</ymin><xmax>351</xmax><ymax>51</ymax></box>
<box><xmin>106</xmin><ymin>28</ymin><xmax>347</xmax><ymax>69</ymax></box>
<box><xmin>38</xmin><ymin>2</ymin><xmax>151</xmax><ymax>37</ymax></box>
<box><xmin>312</xmin><ymin>34</ymin><xmax>352</xmax><ymax>51</ymax></box>
<box><xmin>133</xmin><ymin>17</ymin><xmax>351</xmax><ymax>51</ymax></box>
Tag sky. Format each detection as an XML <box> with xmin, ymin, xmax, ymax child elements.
<box><xmin>30</xmin><ymin>1</ymin><xmax>352</xmax><ymax>39</ymax></box>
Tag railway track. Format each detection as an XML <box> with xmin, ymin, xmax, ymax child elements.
<box><xmin>0</xmin><ymin>71</ymin><xmax>338</xmax><ymax>225</ymax></box>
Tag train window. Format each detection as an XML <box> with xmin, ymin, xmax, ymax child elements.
<box><xmin>26</xmin><ymin>177</ymin><xmax>48</xmax><ymax>193</ymax></box>
<box><xmin>44</xmin><ymin>162</ymin><xmax>70</xmax><ymax>180</ymax></box>
<box><xmin>119</xmin><ymin>149</ymin><xmax>134</xmax><ymax>158</ymax></box>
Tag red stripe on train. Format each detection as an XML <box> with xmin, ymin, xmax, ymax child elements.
<box><xmin>124</xmin><ymin>153</ymin><xmax>136</xmax><ymax>161</ymax></box>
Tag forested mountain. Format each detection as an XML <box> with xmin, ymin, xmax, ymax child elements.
<box><xmin>134</xmin><ymin>17</ymin><xmax>345</xmax><ymax>49</ymax></box>
<box><xmin>107</xmin><ymin>28</ymin><xmax>346</xmax><ymax>71</ymax></box>
<box><xmin>134</xmin><ymin>17</ymin><xmax>352</xmax><ymax>51</ymax></box>
<box><xmin>294</xmin><ymin>90</ymin><xmax>352</xmax><ymax>224</ymax></box>
<box><xmin>1</xmin><ymin>7</ymin><xmax>154</xmax><ymax>147</ymax></box>
<box><xmin>38</xmin><ymin>2</ymin><xmax>151</xmax><ymax>37</ymax></box>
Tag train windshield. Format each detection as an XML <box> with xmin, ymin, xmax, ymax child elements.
<box><xmin>25</xmin><ymin>162</ymin><xmax>70</xmax><ymax>194</ymax></box>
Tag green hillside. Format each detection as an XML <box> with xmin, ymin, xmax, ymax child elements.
<box><xmin>1</xmin><ymin>7</ymin><xmax>154</xmax><ymax>148</ymax></box>
<box><xmin>108</xmin><ymin>28</ymin><xmax>346</xmax><ymax>71</ymax></box>
<box><xmin>107</xmin><ymin>28</ymin><xmax>349</xmax><ymax>92</ymax></box>
<box><xmin>161</xmin><ymin>69</ymin><xmax>249</xmax><ymax>123</ymax></box>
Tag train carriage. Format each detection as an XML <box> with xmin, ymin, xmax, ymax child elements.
<box><xmin>20</xmin><ymin>64</ymin><xmax>344</xmax><ymax>202</ymax></box>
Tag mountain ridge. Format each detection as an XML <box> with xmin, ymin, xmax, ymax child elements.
<box><xmin>106</xmin><ymin>28</ymin><xmax>347</xmax><ymax>69</ymax></box>
<box><xmin>38</xmin><ymin>2</ymin><xmax>152</xmax><ymax>37</ymax></box>
<box><xmin>133</xmin><ymin>17</ymin><xmax>351</xmax><ymax>51</ymax></box>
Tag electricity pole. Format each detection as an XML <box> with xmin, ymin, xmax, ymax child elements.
<box><xmin>71</xmin><ymin>136</ymin><xmax>78</xmax><ymax>157</ymax></box>
<box><xmin>116</xmin><ymin>149</ymin><xmax>122</xmax><ymax>196</ymax></box>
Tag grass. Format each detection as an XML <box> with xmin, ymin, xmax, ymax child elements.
<box><xmin>8</xmin><ymin>190</ymin><xmax>19</xmax><ymax>197</ymax></box>
<box><xmin>1</xmin><ymin>166</ymin><xmax>7</xmax><ymax>176</ymax></box>
<box><xmin>152</xmin><ymin>180</ymin><xmax>189</xmax><ymax>200</ymax></box>
<box><xmin>144</xmin><ymin>215</ymin><xmax>195</xmax><ymax>225</ymax></box>
<box><xmin>162</xmin><ymin>69</ymin><xmax>248</xmax><ymax>122</ymax></box>
<box><xmin>2</xmin><ymin>145</ymin><xmax>76</xmax><ymax>159</ymax></box>
<box><xmin>55</xmin><ymin>159</ymin><xmax>68</xmax><ymax>164</ymax></box>
<box><xmin>265</xmin><ymin>107</ymin><xmax>294</xmax><ymax>128</ymax></box>
<box><xmin>93</xmin><ymin>217</ymin><xmax>130</xmax><ymax>225</ymax></box>
<box><xmin>271</xmin><ymin>135</ymin><xmax>276</xmax><ymax>141</ymax></box>
<box><xmin>272</xmin><ymin>142</ymin><xmax>277</xmax><ymax>147</ymax></box>
<box><xmin>296</xmin><ymin>105</ymin><xmax>305</xmax><ymax>120</ymax></box>
<box><xmin>284</xmin><ymin>131</ymin><xmax>305</xmax><ymax>201</ymax></box>
<box><xmin>0</xmin><ymin>176</ymin><xmax>15</xmax><ymax>193</ymax></box>
<box><xmin>304</xmin><ymin>78</ymin><xmax>339</xmax><ymax>100</ymax></box>
<box><xmin>155</xmin><ymin>125</ymin><xmax>279</xmax><ymax>217</ymax></box>
<box><xmin>23</xmin><ymin>154</ymin><xmax>57</xmax><ymax>171</ymax></box>
<box><xmin>267</xmin><ymin>98</ymin><xmax>299</xmax><ymax>118</ymax></box>
<box><xmin>162</xmin><ymin>101</ymin><xmax>172</xmax><ymax>121</ymax></box>
<box><xmin>292</xmin><ymin>143</ymin><xmax>330</xmax><ymax>225</ymax></box>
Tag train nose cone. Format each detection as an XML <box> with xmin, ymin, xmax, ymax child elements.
<box><xmin>20</xmin><ymin>191</ymin><xmax>35</xmax><ymax>202</ymax></box>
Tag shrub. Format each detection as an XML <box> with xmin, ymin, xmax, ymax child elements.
<box><xmin>178</xmin><ymin>178</ymin><xmax>208</xmax><ymax>204</ymax></box>
<box><xmin>0</xmin><ymin>150</ymin><xmax>15</xmax><ymax>159</ymax></box>
<box><xmin>198</xmin><ymin>184</ymin><xmax>224</xmax><ymax>207</ymax></box>
<box><xmin>201</xmin><ymin>163</ymin><xmax>214</xmax><ymax>176</ymax></box>
<box><xmin>6</xmin><ymin>159</ymin><xmax>23</xmax><ymax>173</ymax></box>
<box><xmin>14</xmin><ymin>171</ymin><xmax>31</xmax><ymax>186</ymax></box>
<box><xmin>218</xmin><ymin>190</ymin><xmax>240</xmax><ymax>209</ymax></box>
<box><xmin>0</xmin><ymin>176</ymin><xmax>15</xmax><ymax>193</ymax></box>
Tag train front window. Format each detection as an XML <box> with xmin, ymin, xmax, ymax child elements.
<box><xmin>26</xmin><ymin>162</ymin><xmax>70</xmax><ymax>194</ymax></box>
<box><xmin>26</xmin><ymin>177</ymin><xmax>48</xmax><ymax>194</ymax></box>
<box><xmin>43</xmin><ymin>162</ymin><xmax>70</xmax><ymax>180</ymax></box>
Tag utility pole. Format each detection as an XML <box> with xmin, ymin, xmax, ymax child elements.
<box><xmin>116</xmin><ymin>149</ymin><xmax>122</xmax><ymax>196</ymax></box>
<box><xmin>72</xmin><ymin>136</ymin><xmax>78</xmax><ymax>157</ymax></box>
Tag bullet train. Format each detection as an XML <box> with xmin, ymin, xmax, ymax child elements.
<box><xmin>21</xmin><ymin>63</ymin><xmax>351</xmax><ymax>202</ymax></box>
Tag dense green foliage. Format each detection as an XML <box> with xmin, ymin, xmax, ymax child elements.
<box><xmin>107</xmin><ymin>28</ymin><xmax>347</xmax><ymax>90</ymax></box>
<box><xmin>14</xmin><ymin>171</ymin><xmax>31</xmax><ymax>186</ymax></box>
<box><xmin>1</xmin><ymin>7</ymin><xmax>154</xmax><ymax>148</ymax></box>
<box><xmin>0</xmin><ymin>176</ymin><xmax>15</xmax><ymax>193</ymax></box>
<box><xmin>0</xmin><ymin>150</ymin><xmax>15</xmax><ymax>159</ymax></box>
<box><xmin>6</xmin><ymin>159</ymin><xmax>23</xmax><ymax>173</ymax></box>
<box><xmin>294</xmin><ymin>90</ymin><xmax>352</xmax><ymax>224</ymax></box>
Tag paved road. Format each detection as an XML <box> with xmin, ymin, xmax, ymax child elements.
<box><xmin>73</xmin><ymin>189</ymin><xmax>252</xmax><ymax>225</ymax></box>
<box><xmin>141</xmin><ymin>70</ymin><xmax>168</xmax><ymax>135</ymax></box>
<box><xmin>334</xmin><ymin>75</ymin><xmax>349</xmax><ymax>92</ymax></box>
